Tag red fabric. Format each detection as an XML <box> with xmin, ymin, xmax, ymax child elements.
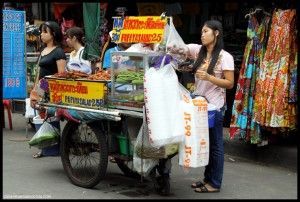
<box><xmin>56</xmin><ymin>108</ymin><xmax>80</xmax><ymax>123</ymax></box>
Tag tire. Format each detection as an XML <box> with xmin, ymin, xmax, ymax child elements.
<box><xmin>60</xmin><ymin>121</ymin><xmax>108</xmax><ymax>188</ymax></box>
<box><xmin>115</xmin><ymin>158</ymin><xmax>141</xmax><ymax>179</ymax></box>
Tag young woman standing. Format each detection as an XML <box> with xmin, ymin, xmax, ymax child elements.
<box><xmin>31</xmin><ymin>21</ymin><xmax>66</xmax><ymax>158</ymax></box>
<box><xmin>187</xmin><ymin>20</ymin><xmax>234</xmax><ymax>192</ymax></box>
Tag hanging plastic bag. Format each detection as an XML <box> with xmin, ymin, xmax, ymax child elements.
<box><xmin>28</xmin><ymin>121</ymin><xmax>60</xmax><ymax>149</ymax></box>
<box><xmin>25</xmin><ymin>98</ymin><xmax>37</xmax><ymax>118</ymax></box>
<box><xmin>178</xmin><ymin>85</ymin><xmax>209</xmax><ymax>171</ymax></box>
<box><xmin>166</xmin><ymin>17</ymin><xmax>189</xmax><ymax>64</ymax></box>
<box><xmin>135</xmin><ymin>121</ymin><xmax>179</xmax><ymax>159</ymax></box>
<box><xmin>144</xmin><ymin>59</ymin><xmax>184</xmax><ymax>147</ymax></box>
<box><xmin>133</xmin><ymin>108</ymin><xmax>159</xmax><ymax>176</ymax></box>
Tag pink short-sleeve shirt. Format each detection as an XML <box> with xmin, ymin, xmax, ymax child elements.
<box><xmin>187</xmin><ymin>44</ymin><xmax>234</xmax><ymax>109</ymax></box>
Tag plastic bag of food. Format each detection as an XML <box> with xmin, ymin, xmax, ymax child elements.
<box><xmin>176</xmin><ymin>58</ymin><xmax>195</xmax><ymax>72</ymax></box>
<box><xmin>28</xmin><ymin>121</ymin><xmax>60</xmax><ymax>149</ymax></box>
<box><xmin>133</xmin><ymin>109</ymin><xmax>159</xmax><ymax>176</ymax></box>
<box><xmin>134</xmin><ymin>120</ymin><xmax>178</xmax><ymax>159</ymax></box>
<box><xmin>166</xmin><ymin>17</ymin><xmax>188</xmax><ymax>63</ymax></box>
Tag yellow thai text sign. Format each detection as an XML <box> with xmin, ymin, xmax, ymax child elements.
<box><xmin>111</xmin><ymin>16</ymin><xmax>167</xmax><ymax>43</ymax></box>
<box><xmin>47</xmin><ymin>78</ymin><xmax>106</xmax><ymax>109</ymax></box>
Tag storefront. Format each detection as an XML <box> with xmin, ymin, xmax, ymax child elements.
<box><xmin>4</xmin><ymin>0</ymin><xmax>298</xmax><ymax>145</ymax></box>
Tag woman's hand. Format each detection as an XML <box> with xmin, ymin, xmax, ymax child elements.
<box><xmin>195</xmin><ymin>69</ymin><xmax>211</xmax><ymax>81</ymax></box>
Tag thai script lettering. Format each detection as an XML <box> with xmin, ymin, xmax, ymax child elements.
<box><xmin>49</xmin><ymin>81</ymin><xmax>88</xmax><ymax>94</ymax></box>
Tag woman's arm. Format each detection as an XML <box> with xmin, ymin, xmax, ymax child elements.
<box><xmin>56</xmin><ymin>59</ymin><xmax>66</xmax><ymax>73</ymax></box>
<box><xmin>209</xmin><ymin>70</ymin><xmax>234</xmax><ymax>89</ymax></box>
<box><xmin>195</xmin><ymin>69</ymin><xmax>234</xmax><ymax>89</ymax></box>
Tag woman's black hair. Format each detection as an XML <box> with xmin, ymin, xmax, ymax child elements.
<box><xmin>39</xmin><ymin>21</ymin><xmax>63</xmax><ymax>46</ymax></box>
<box><xmin>192</xmin><ymin>20</ymin><xmax>224</xmax><ymax>75</ymax></box>
<box><xmin>66</xmin><ymin>26</ymin><xmax>85</xmax><ymax>46</ymax></box>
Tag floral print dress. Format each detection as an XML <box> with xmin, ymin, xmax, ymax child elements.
<box><xmin>230</xmin><ymin>14</ymin><xmax>271</xmax><ymax>143</ymax></box>
<box><xmin>253</xmin><ymin>9</ymin><xmax>297</xmax><ymax>130</ymax></box>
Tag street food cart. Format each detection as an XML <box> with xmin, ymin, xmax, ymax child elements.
<box><xmin>38</xmin><ymin>51</ymin><xmax>160</xmax><ymax>188</ymax></box>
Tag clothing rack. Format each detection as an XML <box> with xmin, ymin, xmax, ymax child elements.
<box><xmin>245</xmin><ymin>7</ymin><xmax>271</xmax><ymax>19</ymax></box>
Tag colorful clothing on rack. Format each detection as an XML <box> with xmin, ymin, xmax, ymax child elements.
<box><xmin>288</xmin><ymin>14</ymin><xmax>297</xmax><ymax>104</ymax></box>
<box><xmin>230</xmin><ymin>14</ymin><xmax>271</xmax><ymax>143</ymax></box>
<box><xmin>253</xmin><ymin>9</ymin><xmax>297</xmax><ymax>129</ymax></box>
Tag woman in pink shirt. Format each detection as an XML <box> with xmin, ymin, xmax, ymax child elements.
<box><xmin>188</xmin><ymin>20</ymin><xmax>234</xmax><ymax>193</ymax></box>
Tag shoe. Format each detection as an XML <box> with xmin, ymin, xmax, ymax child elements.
<box><xmin>191</xmin><ymin>179</ymin><xmax>208</xmax><ymax>188</ymax></box>
<box><xmin>194</xmin><ymin>184</ymin><xmax>220</xmax><ymax>193</ymax></box>
<box><xmin>155</xmin><ymin>174</ymin><xmax>171</xmax><ymax>196</ymax></box>
<box><xmin>159</xmin><ymin>174</ymin><xmax>171</xmax><ymax>196</ymax></box>
<box><xmin>109</xmin><ymin>156</ymin><xmax>116</xmax><ymax>163</ymax></box>
<box><xmin>32</xmin><ymin>152</ymin><xmax>43</xmax><ymax>158</ymax></box>
<box><xmin>154</xmin><ymin>176</ymin><xmax>163</xmax><ymax>193</ymax></box>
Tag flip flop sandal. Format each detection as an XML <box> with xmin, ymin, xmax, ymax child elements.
<box><xmin>109</xmin><ymin>157</ymin><xmax>116</xmax><ymax>163</ymax></box>
<box><xmin>194</xmin><ymin>184</ymin><xmax>220</xmax><ymax>193</ymax></box>
<box><xmin>33</xmin><ymin>152</ymin><xmax>43</xmax><ymax>158</ymax></box>
<box><xmin>191</xmin><ymin>180</ymin><xmax>207</xmax><ymax>188</ymax></box>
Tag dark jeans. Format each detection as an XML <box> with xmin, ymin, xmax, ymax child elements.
<box><xmin>41</xmin><ymin>142</ymin><xmax>60</xmax><ymax>156</ymax></box>
<box><xmin>204</xmin><ymin>106</ymin><xmax>225</xmax><ymax>189</ymax></box>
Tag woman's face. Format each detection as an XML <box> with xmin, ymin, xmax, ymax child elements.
<box><xmin>201</xmin><ymin>25</ymin><xmax>217</xmax><ymax>46</ymax></box>
<box><xmin>40</xmin><ymin>26</ymin><xmax>54</xmax><ymax>44</ymax></box>
<box><xmin>66</xmin><ymin>35</ymin><xmax>76</xmax><ymax>48</ymax></box>
<box><xmin>41</xmin><ymin>27</ymin><xmax>53</xmax><ymax>43</ymax></box>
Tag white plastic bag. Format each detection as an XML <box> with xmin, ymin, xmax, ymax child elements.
<box><xmin>144</xmin><ymin>60</ymin><xmax>184</xmax><ymax>147</ymax></box>
<box><xmin>178</xmin><ymin>85</ymin><xmax>209</xmax><ymax>171</ymax></box>
<box><xmin>25</xmin><ymin>98</ymin><xmax>36</xmax><ymax>118</ymax></box>
<box><xmin>28</xmin><ymin>121</ymin><xmax>60</xmax><ymax>149</ymax></box>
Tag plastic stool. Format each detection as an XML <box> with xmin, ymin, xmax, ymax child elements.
<box><xmin>3</xmin><ymin>99</ymin><xmax>13</xmax><ymax>130</ymax></box>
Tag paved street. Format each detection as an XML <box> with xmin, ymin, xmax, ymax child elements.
<box><xmin>2</xmin><ymin>113</ymin><xmax>298</xmax><ymax>199</ymax></box>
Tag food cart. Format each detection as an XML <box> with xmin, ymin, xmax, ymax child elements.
<box><xmin>38</xmin><ymin>51</ymin><xmax>160</xmax><ymax>188</ymax></box>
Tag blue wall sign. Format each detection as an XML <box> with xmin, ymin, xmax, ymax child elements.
<box><xmin>2</xmin><ymin>10</ymin><xmax>27</xmax><ymax>99</ymax></box>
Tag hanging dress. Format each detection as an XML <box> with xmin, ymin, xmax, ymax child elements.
<box><xmin>230</xmin><ymin>14</ymin><xmax>271</xmax><ymax>143</ymax></box>
<box><xmin>253</xmin><ymin>9</ymin><xmax>297</xmax><ymax>130</ymax></box>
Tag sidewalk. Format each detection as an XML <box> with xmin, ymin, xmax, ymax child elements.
<box><xmin>223</xmin><ymin>128</ymin><xmax>297</xmax><ymax>172</ymax></box>
<box><xmin>2</xmin><ymin>113</ymin><xmax>297</xmax><ymax>199</ymax></box>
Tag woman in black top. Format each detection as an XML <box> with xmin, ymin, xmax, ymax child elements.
<box><xmin>38</xmin><ymin>21</ymin><xmax>66</xmax><ymax>79</ymax></box>
<box><xmin>32</xmin><ymin>21</ymin><xmax>66</xmax><ymax>158</ymax></box>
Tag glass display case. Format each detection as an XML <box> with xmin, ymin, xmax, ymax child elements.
<box><xmin>109</xmin><ymin>51</ymin><xmax>160</xmax><ymax>111</ymax></box>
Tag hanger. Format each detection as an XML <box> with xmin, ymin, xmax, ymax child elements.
<box><xmin>245</xmin><ymin>7</ymin><xmax>271</xmax><ymax>19</ymax></box>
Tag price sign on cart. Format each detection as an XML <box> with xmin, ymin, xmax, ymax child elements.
<box><xmin>2</xmin><ymin>10</ymin><xmax>27</xmax><ymax>99</ymax></box>
<box><xmin>111</xmin><ymin>16</ymin><xmax>167</xmax><ymax>44</ymax></box>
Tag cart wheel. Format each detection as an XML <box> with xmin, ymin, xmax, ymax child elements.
<box><xmin>60</xmin><ymin>121</ymin><xmax>108</xmax><ymax>188</ymax></box>
<box><xmin>115</xmin><ymin>158</ymin><xmax>141</xmax><ymax>179</ymax></box>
